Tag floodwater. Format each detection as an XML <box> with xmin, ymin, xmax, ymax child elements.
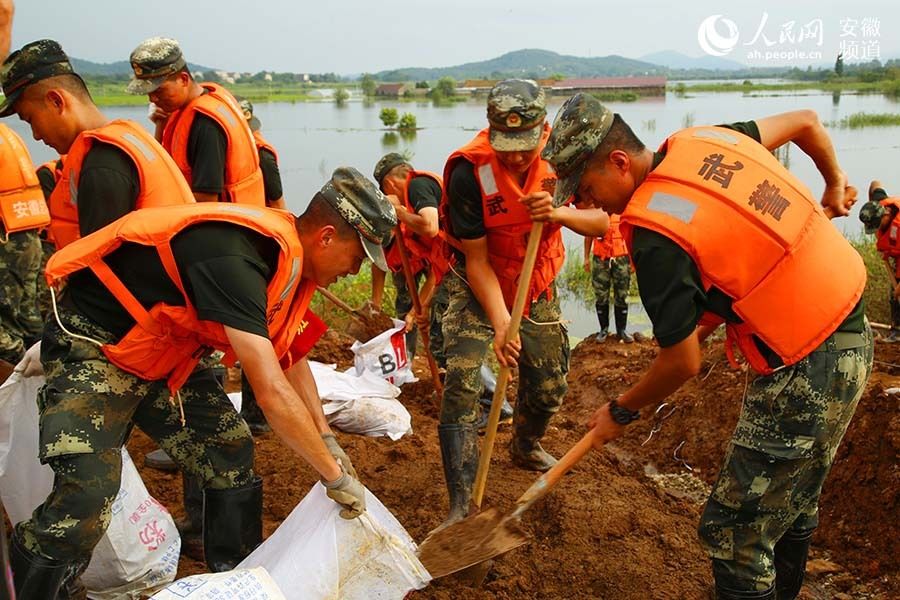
<box><xmin>9</xmin><ymin>88</ymin><xmax>899</xmax><ymax>339</ymax></box>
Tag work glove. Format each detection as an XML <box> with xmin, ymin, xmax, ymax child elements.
<box><xmin>14</xmin><ymin>342</ymin><xmax>43</xmax><ymax>377</ymax></box>
<box><xmin>322</xmin><ymin>467</ymin><xmax>366</xmax><ymax>519</ymax></box>
<box><xmin>321</xmin><ymin>433</ymin><xmax>358</xmax><ymax>479</ymax></box>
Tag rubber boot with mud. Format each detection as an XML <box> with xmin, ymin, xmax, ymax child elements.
<box><xmin>773</xmin><ymin>528</ymin><xmax>814</xmax><ymax>600</ymax></box>
<box><xmin>595</xmin><ymin>302</ymin><xmax>609</xmax><ymax>342</ymax></box>
<box><xmin>615</xmin><ymin>305</ymin><xmax>633</xmax><ymax>343</ymax></box>
<box><xmin>9</xmin><ymin>532</ymin><xmax>68</xmax><ymax>600</ymax></box>
<box><xmin>437</xmin><ymin>423</ymin><xmax>479</xmax><ymax>528</ymax></box>
<box><xmin>203</xmin><ymin>477</ymin><xmax>263</xmax><ymax>573</ymax></box>
<box><xmin>177</xmin><ymin>474</ymin><xmax>204</xmax><ymax>561</ymax></box>
<box><xmin>715</xmin><ymin>584</ymin><xmax>775</xmax><ymax>600</ymax></box>
<box><xmin>509</xmin><ymin>402</ymin><xmax>558</xmax><ymax>472</ymax></box>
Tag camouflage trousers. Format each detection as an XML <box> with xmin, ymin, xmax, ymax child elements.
<box><xmin>0</xmin><ymin>227</ymin><xmax>43</xmax><ymax>363</ymax></box>
<box><xmin>16</xmin><ymin>307</ymin><xmax>255</xmax><ymax>562</ymax></box>
<box><xmin>698</xmin><ymin>325</ymin><xmax>873</xmax><ymax>592</ymax></box>
<box><xmin>439</xmin><ymin>265</ymin><xmax>570</xmax><ymax>425</ymax></box>
<box><xmin>591</xmin><ymin>254</ymin><xmax>630</xmax><ymax>316</ymax></box>
<box><xmin>391</xmin><ymin>268</ymin><xmax>449</xmax><ymax>369</ymax></box>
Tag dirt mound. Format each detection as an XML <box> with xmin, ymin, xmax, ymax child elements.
<box><xmin>127</xmin><ymin>335</ymin><xmax>899</xmax><ymax>598</ymax></box>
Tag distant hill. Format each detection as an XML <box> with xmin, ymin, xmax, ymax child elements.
<box><xmin>374</xmin><ymin>48</ymin><xmax>664</xmax><ymax>81</ymax></box>
<box><xmin>71</xmin><ymin>57</ymin><xmax>216</xmax><ymax>77</ymax></box>
<box><xmin>639</xmin><ymin>50</ymin><xmax>745</xmax><ymax>71</ymax></box>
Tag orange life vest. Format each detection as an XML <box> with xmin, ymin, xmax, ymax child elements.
<box><xmin>0</xmin><ymin>124</ymin><xmax>50</xmax><ymax>234</ymax></box>
<box><xmin>48</xmin><ymin>120</ymin><xmax>194</xmax><ymax>250</ymax></box>
<box><xmin>385</xmin><ymin>170</ymin><xmax>443</xmax><ymax>274</ymax></box>
<box><xmin>592</xmin><ymin>214</ymin><xmax>628</xmax><ymax>259</ymax></box>
<box><xmin>37</xmin><ymin>156</ymin><xmax>65</xmax><ymax>191</ymax></box>
<box><xmin>442</xmin><ymin>125</ymin><xmax>564</xmax><ymax>313</ymax></box>
<box><xmin>620</xmin><ymin>126</ymin><xmax>866</xmax><ymax>375</ymax></box>
<box><xmin>45</xmin><ymin>203</ymin><xmax>317</xmax><ymax>394</ymax></box>
<box><xmin>162</xmin><ymin>83</ymin><xmax>265</xmax><ymax>206</ymax></box>
<box><xmin>874</xmin><ymin>197</ymin><xmax>900</xmax><ymax>278</ymax></box>
<box><xmin>252</xmin><ymin>130</ymin><xmax>279</xmax><ymax>163</ymax></box>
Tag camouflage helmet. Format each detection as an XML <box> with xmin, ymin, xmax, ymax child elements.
<box><xmin>486</xmin><ymin>79</ymin><xmax>547</xmax><ymax>152</ymax></box>
<box><xmin>0</xmin><ymin>39</ymin><xmax>81</xmax><ymax>118</ymax></box>
<box><xmin>859</xmin><ymin>200</ymin><xmax>886</xmax><ymax>235</ymax></box>
<box><xmin>126</xmin><ymin>37</ymin><xmax>186</xmax><ymax>95</ymax></box>
<box><xmin>318</xmin><ymin>167</ymin><xmax>398</xmax><ymax>271</ymax></box>
<box><xmin>541</xmin><ymin>93</ymin><xmax>615</xmax><ymax>205</ymax></box>
<box><xmin>372</xmin><ymin>152</ymin><xmax>410</xmax><ymax>189</ymax></box>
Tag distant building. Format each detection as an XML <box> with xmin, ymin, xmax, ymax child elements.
<box><xmin>375</xmin><ymin>83</ymin><xmax>411</xmax><ymax>97</ymax></box>
<box><xmin>550</xmin><ymin>77</ymin><xmax>667</xmax><ymax>96</ymax></box>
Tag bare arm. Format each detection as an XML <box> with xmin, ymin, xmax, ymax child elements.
<box><xmin>583</xmin><ymin>235</ymin><xmax>593</xmax><ymax>267</ymax></box>
<box><xmin>587</xmin><ymin>332</ymin><xmax>702</xmax><ymax>446</ymax></box>
<box><xmin>397</xmin><ymin>206</ymin><xmax>439</xmax><ymax>239</ymax></box>
<box><xmin>224</xmin><ymin>326</ymin><xmax>341</xmax><ymax>482</ymax></box>
<box><xmin>193</xmin><ymin>192</ymin><xmax>219</xmax><ymax>203</ymax></box>
<box><xmin>268</xmin><ymin>197</ymin><xmax>287</xmax><ymax>210</ymax></box>
<box><xmin>520</xmin><ymin>192</ymin><xmax>609</xmax><ymax>236</ymax></box>
<box><xmin>754</xmin><ymin>110</ymin><xmax>856</xmax><ymax>218</ymax></box>
<box><xmin>285</xmin><ymin>357</ymin><xmax>332</xmax><ymax>435</ymax></box>
<box><xmin>461</xmin><ymin>236</ymin><xmax>519</xmax><ymax>366</ymax></box>
<box><xmin>0</xmin><ymin>0</ymin><xmax>13</xmax><ymax>61</ymax></box>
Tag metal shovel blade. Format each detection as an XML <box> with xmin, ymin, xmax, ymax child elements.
<box><xmin>417</xmin><ymin>507</ymin><xmax>531</xmax><ymax>580</ymax></box>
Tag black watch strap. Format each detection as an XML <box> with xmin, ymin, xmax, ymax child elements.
<box><xmin>609</xmin><ymin>398</ymin><xmax>640</xmax><ymax>425</ymax></box>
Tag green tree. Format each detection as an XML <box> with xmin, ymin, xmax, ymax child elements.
<box><xmin>379</xmin><ymin>107</ymin><xmax>399</xmax><ymax>127</ymax></box>
<box><xmin>415</xmin><ymin>80</ymin><xmax>430</xmax><ymax>89</ymax></box>
<box><xmin>334</xmin><ymin>88</ymin><xmax>349</xmax><ymax>105</ymax></box>
<box><xmin>398</xmin><ymin>112</ymin><xmax>418</xmax><ymax>131</ymax></box>
<box><xmin>360</xmin><ymin>73</ymin><xmax>376</xmax><ymax>96</ymax></box>
<box><xmin>835</xmin><ymin>53</ymin><xmax>844</xmax><ymax>77</ymax></box>
<box><xmin>436</xmin><ymin>76</ymin><xmax>456</xmax><ymax>97</ymax></box>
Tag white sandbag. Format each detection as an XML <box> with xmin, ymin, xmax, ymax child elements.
<box><xmin>150</xmin><ymin>567</ymin><xmax>286</xmax><ymax>600</ymax></box>
<box><xmin>0</xmin><ymin>370</ymin><xmax>179</xmax><ymax>597</ymax></box>
<box><xmin>310</xmin><ymin>360</ymin><xmax>400</xmax><ymax>402</ymax></box>
<box><xmin>0</xmin><ymin>372</ymin><xmax>54</xmax><ymax>522</ymax></box>
<box><xmin>82</xmin><ymin>450</ymin><xmax>180</xmax><ymax>599</ymax></box>
<box><xmin>351</xmin><ymin>319</ymin><xmax>417</xmax><ymax>386</ymax></box>
<box><xmin>323</xmin><ymin>396</ymin><xmax>412</xmax><ymax>441</ymax></box>
<box><xmin>238</xmin><ymin>483</ymin><xmax>430</xmax><ymax>599</ymax></box>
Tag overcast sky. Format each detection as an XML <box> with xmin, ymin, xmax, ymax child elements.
<box><xmin>11</xmin><ymin>1</ymin><xmax>899</xmax><ymax>73</ymax></box>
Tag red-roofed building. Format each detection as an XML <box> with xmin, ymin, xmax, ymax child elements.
<box><xmin>375</xmin><ymin>83</ymin><xmax>411</xmax><ymax>97</ymax></box>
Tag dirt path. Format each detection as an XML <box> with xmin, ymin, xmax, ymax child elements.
<box><xmin>129</xmin><ymin>334</ymin><xmax>899</xmax><ymax>599</ymax></box>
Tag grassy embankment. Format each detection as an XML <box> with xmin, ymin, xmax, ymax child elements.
<box><xmin>671</xmin><ymin>79</ymin><xmax>900</xmax><ymax>96</ymax></box>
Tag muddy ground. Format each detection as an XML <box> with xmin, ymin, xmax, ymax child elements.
<box><xmin>129</xmin><ymin>331</ymin><xmax>899</xmax><ymax>599</ymax></box>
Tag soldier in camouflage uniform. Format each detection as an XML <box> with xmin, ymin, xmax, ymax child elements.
<box><xmin>584</xmin><ymin>213</ymin><xmax>633</xmax><ymax>342</ymax></box>
<box><xmin>540</xmin><ymin>94</ymin><xmax>870</xmax><ymax>600</ymax></box>
<box><xmin>438</xmin><ymin>80</ymin><xmax>609</xmax><ymax>527</ymax></box>
<box><xmin>0</xmin><ymin>220</ymin><xmax>43</xmax><ymax>364</ymax></box>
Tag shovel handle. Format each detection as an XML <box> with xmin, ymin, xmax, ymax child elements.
<box><xmin>395</xmin><ymin>227</ymin><xmax>444</xmax><ymax>397</ymax></box>
<box><xmin>511</xmin><ymin>431</ymin><xmax>596</xmax><ymax>518</ymax></box>
<box><xmin>316</xmin><ymin>286</ymin><xmax>365</xmax><ymax>323</ymax></box>
<box><xmin>471</xmin><ymin>221</ymin><xmax>546</xmax><ymax>508</ymax></box>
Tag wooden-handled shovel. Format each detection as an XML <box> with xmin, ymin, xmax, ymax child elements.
<box><xmin>394</xmin><ymin>228</ymin><xmax>444</xmax><ymax>397</ymax></box>
<box><xmin>419</xmin><ymin>430</ymin><xmax>596</xmax><ymax>579</ymax></box>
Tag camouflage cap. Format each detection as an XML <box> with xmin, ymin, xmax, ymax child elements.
<box><xmin>372</xmin><ymin>153</ymin><xmax>410</xmax><ymax>189</ymax></box>
<box><xmin>235</xmin><ymin>96</ymin><xmax>261</xmax><ymax>131</ymax></box>
<box><xmin>318</xmin><ymin>167</ymin><xmax>398</xmax><ymax>271</ymax></box>
<box><xmin>126</xmin><ymin>37</ymin><xmax>187</xmax><ymax>95</ymax></box>
<box><xmin>541</xmin><ymin>93</ymin><xmax>615</xmax><ymax>205</ymax></box>
<box><xmin>859</xmin><ymin>200</ymin><xmax>885</xmax><ymax>235</ymax></box>
<box><xmin>487</xmin><ymin>79</ymin><xmax>547</xmax><ymax>152</ymax></box>
<box><xmin>0</xmin><ymin>40</ymin><xmax>81</xmax><ymax>118</ymax></box>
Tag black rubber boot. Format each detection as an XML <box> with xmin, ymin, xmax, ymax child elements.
<box><xmin>239</xmin><ymin>372</ymin><xmax>270</xmax><ymax>434</ymax></box>
<box><xmin>177</xmin><ymin>474</ymin><xmax>204</xmax><ymax>561</ymax></box>
<box><xmin>203</xmin><ymin>477</ymin><xmax>263</xmax><ymax>573</ymax></box>
<box><xmin>716</xmin><ymin>584</ymin><xmax>775</xmax><ymax>600</ymax></box>
<box><xmin>595</xmin><ymin>302</ymin><xmax>610</xmax><ymax>342</ymax></box>
<box><xmin>476</xmin><ymin>394</ymin><xmax>514</xmax><ymax>430</ymax></box>
<box><xmin>615</xmin><ymin>305</ymin><xmax>633</xmax><ymax>343</ymax></box>
<box><xmin>437</xmin><ymin>423</ymin><xmax>479</xmax><ymax>527</ymax></box>
<box><xmin>509</xmin><ymin>402</ymin><xmax>558</xmax><ymax>472</ymax></box>
<box><xmin>774</xmin><ymin>528</ymin><xmax>814</xmax><ymax>600</ymax></box>
<box><xmin>9</xmin><ymin>533</ymin><xmax>68</xmax><ymax>600</ymax></box>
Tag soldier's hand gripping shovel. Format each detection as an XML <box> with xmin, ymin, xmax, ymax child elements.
<box><xmin>394</xmin><ymin>227</ymin><xmax>444</xmax><ymax>397</ymax></box>
<box><xmin>418</xmin><ymin>430</ymin><xmax>596</xmax><ymax>579</ymax></box>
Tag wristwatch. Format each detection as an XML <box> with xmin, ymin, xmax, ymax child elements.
<box><xmin>609</xmin><ymin>398</ymin><xmax>640</xmax><ymax>425</ymax></box>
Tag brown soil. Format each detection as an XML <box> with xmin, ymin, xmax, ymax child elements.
<box><xmin>128</xmin><ymin>334</ymin><xmax>900</xmax><ymax>599</ymax></box>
